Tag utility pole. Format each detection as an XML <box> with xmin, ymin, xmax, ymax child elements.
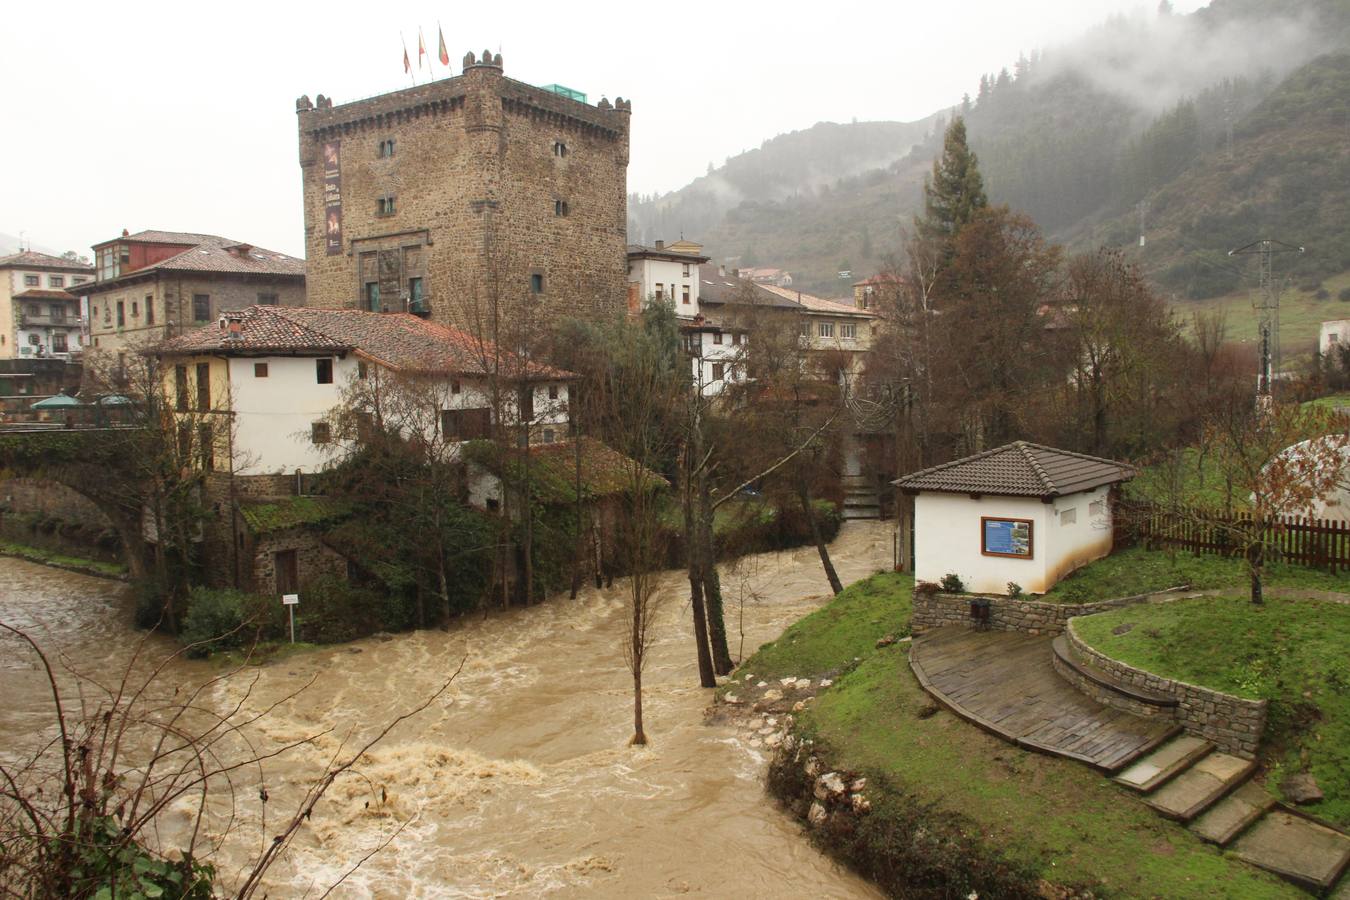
<box><xmin>1137</xmin><ymin>199</ymin><xmax>1149</xmax><ymax>249</ymax></box>
<box><xmin>1228</xmin><ymin>239</ymin><xmax>1304</xmax><ymax>408</ymax></box>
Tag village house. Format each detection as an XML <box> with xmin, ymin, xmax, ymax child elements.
<box><xmin>150</xmin><ymin>304</ymin><xmax>573</xmax><ymax>593</ymax></box>
<box><xmin>0</xmin><ymin>250</ymin><xmax>93</xmax><ymax>361</ymax></box>
<box><xmin>72</xmin><ymin>230</ymin><xmax>305</xmax><ymax>370</ymax></box>
<box><xmin>894</xmin><ymin>441</ymin><xmax>1135</xmax><ymax>594</ymax></box>
<box><xmin>852</xmin><ymin>272</ymin><xmax>904</xmax><ymax>312</ymax></box>
<box><xmin>1320</xmin><ymin>318</ymin><xmax>1350</xmax><ymax>359</ymax></box>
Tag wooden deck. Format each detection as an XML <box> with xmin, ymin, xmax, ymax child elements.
<box><xmin>910</xmin><ymin>627</ymin><xmax>1181</xmax><ymax>773</ymax></box>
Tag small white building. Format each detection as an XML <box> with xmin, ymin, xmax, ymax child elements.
<box><xmin>1320</xmin><ymin>319</ymin><xmax>1350</xmax><ymax>358</ymax></box>
<box><xmin>894</xmin><ymin>442</ymin><xmax>1135</xmax><ymax>595</ymax></box>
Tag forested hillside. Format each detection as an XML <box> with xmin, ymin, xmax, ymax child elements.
<box><xmin>628</xmin><ymin>0</ymin><xmax>1350</xmax><ymax>298</ymax></box>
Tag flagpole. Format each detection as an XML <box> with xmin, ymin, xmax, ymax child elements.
<box><xmin>401</xmin><ymin>31</ymin><xmax>415</xmax><ymax>85</ymax></box>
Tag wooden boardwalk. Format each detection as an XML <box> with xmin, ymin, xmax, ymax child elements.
<box><xmin>910</xmin><ymin>627</ymin><xmax>1180</xmax><ymax>773</ymax></box>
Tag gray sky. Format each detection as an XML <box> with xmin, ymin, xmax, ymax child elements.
<box><xmin>2</xmin><ymin>0</ymin><xmax>1203</xmax><ymax>259</ymax></box>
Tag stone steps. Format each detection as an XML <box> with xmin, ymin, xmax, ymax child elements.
<box><xmin>1189</xmin><ymin>780</ymin><xmax>1277</xmax><ymax>845</ymax></box>
<box><xmin>1114</xmin><ymin>735</ymin><xmax>1214</xmax><ymax>793</ymax></box>
<box><xmin>1143</xmin><ymin>751</ymin><xmax>1255</xmax><ymax>822</ymax></box>
<box><xmin>1230</xmin><ymin>810</ymin><xmax>1350</xmax><ymax>895</ymax></box>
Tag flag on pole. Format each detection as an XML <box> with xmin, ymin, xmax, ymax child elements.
<box><xmin>403</xmin><ymin>40</ymin><xmax>411</xmax><ymax>75</ymax></box>
<box><xmin>418</xmin><ymin>29</ymin><xmax>427</xmax><ymax>71</ymax></box>
<box><xmin>438</xmin><ymin>24</ymin><xmax>449</xmax><ymax>67</ymax></box>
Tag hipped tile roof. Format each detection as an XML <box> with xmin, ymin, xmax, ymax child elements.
<box><xmin>0</xmin><ymin>250</ymin><xmax>94</xmax><ymax>272</ymax></box>
<box><xmin>13</xmin><ymin>289</ymin><xmax>79</xmax><ymax>301</ymax></box>
<box><xmin>893</xmin><ymin>441</ymin><xmax>1134</xmax><ymax>498</ymax></box>
<box><xmin>155</xmin><ymin>305</ymin><xmax>571</xmax><ymax>380</ymax></box>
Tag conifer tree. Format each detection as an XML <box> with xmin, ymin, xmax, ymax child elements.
<box><xmin>916</xmin><ymin>116</ymin><xmax>988</xmax><ymax>247</ymax></box>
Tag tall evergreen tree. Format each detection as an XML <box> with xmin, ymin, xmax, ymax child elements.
<box><xmin>916</xmin><ymin>116</ymin><xmax>989</xmax><ymax>247</ymax></box>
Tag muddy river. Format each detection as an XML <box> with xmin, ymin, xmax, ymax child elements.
<box><xmin>0</xmin><ymin>523</ymin><xmax>893</xmax><ymax>897</ymax></box>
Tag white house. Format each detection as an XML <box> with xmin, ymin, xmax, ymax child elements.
<box><xmin>894</xmin><ymin>442</ymin><xmax>1135</xmax><ymax>595</ymax></box>
<box><xmin>1321</xmin><ymin>319</ymin><xmax>1350</xmax><ymax>358</ymax></box>
<box><xmin>153</xmin><ymin>305</ymin><xmax>572</xmax><ymax>475</ymax></box>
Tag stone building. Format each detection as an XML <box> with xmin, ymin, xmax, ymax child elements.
<box><xmin>295</xmin><ymin>50</ymin><xmax>630</xmax><ymax>335</ymax></box>
<box><xmin>72</xmin><ymin>230</ymin><xmax>305</xmax><ymax>365</ymax></box>
<box><xmin>0</xmin><ymin>250</ymin><xmax>94</xmax><ymax>360</ymax></box>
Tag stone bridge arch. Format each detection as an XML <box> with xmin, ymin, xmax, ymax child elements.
<box><xmin>0</xmin><ymin>428</ymin><xmax>150</xmax><ymax>578</ymax></box>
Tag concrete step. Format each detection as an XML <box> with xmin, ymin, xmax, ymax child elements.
<box><xmin>1190</xmin><ymin>780</ymin><xmax>1277</xmax><ymax>845</ymax></box>
<box><xmin>841</xmin><ymin>508</ymin><xmax>881</xmax><ymax>520</ymax></box>
<box><xmin>1231</xmin><ymin>810</ymin><xmax>1350</xmax><ymax>895</ymax></box>
<box><xmin>1144</xmin><ymin>752</ymin><xmax>1255</xmax><ymax>822</ymax></box>
<box><xmin>1114</xmin><ymin>735</ymin><xmax>1214</xmax><ymax>793</ymax></box>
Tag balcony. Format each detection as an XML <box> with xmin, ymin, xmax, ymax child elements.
<box><xmin>17</xmin><ymin>312</ymin><xmax>82</xmax><ymax>328</ymax></box>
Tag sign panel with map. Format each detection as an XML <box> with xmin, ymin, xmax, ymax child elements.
<box><xmin>981</xmin><ymin>517</ymin><xmax>1034</xmax><ymax>559</ymax></box>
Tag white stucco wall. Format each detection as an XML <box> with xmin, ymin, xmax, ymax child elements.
<box><xmin>229</xmin><ymin>354</ymin><xmax>357</xmax><ymax>474</ymax></box>
<box><xmin>913</xmin><ymin>487</ymin><xmax>1118</xmax><ymax>595</ymax></box>
<box><xmin>628</xmin><ymin>257</ymin><xmax>699</xmax><ymax>316</ymax></box>
<box><xmin>1321</xmin><ymin>319</ymin><xmax>1350</xmax><ymax>357</ymax></box>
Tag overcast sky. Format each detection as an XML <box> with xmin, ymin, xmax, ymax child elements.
<box><xmin>2</xmin><ymin>0</ymin><xmax>1204</xmax><ymax>259</ymax></box>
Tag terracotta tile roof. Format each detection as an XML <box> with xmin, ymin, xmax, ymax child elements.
<box><xmin>12</xmin><ymin>289</ymin><xmax>78</xmax><ymax>301</ymax></box>
<box><xmin>696</xmin><ymin>264</ymin><xmax>801</xmax><ymax>309</ymax></box>
<box><xmin>140</xmin><ymin>235</ymin><xmax>304</xmax><ymax>277</ymax></box>
<box><xmin>852</xmin><ymin>273</ymin><xmax>904</xmax><ymax>287</ymax></box>
<box><xmin>0</xmin><ymin>250</ymin><xmax>94</xmax><ymax>273</ymax></box>
<box><xmin>758</xmin><ymin>284</ymin><xmax>875</xmax><ymax>318</ymax></box>
<box><xmin>154</xmin><ymin>305</ymin><xmax>572</xmax><ymax>380</ymax></box>
<box><xmin>893</xmin><ymin>441</ymin><xmax>1134</xmax><ymax>498</ymax></box>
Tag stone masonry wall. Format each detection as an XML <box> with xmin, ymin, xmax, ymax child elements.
<box><xmin>297</xmin><ymin>56</ymin><xmax>629</xmax><ymax>332</ymax></box>
<box><xmin>250</xmin><ymin>529</ymin><xmax>346</xmax><ymax>597</ymax></box>
<box><xmin>1050</xmin><ymin>651</ymin><xmax>1166</xmax><ymax>718</ymax></box>
<box><xmin>911</xmin><ymin>591</ymin><xmax>1150</xmax><ymax>636</ymax></box>
<box><xmin>1065</xmin><ymin>619</ymin><xmax>1266</xmax><ymax>757</ymax></box>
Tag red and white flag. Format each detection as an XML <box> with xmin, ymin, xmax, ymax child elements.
<box><xmin>418</xmin><ymin>29</ymin><xmax>427</xmax><ymax>70</ymax></box>
<box><xmin>438</xmin><ymin>24</ymin><xmax>449</xmax><ymax>67</ymax></box>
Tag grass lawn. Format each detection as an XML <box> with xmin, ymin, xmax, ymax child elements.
<box><xmin>738</xmin><ymin>570</ymin><xmax>1303</xmax><ymax>898</ymax></box>
<box><xmin>1075</xmin><ymin>596</ymin><xmax>1350</xmax><ymax>828</ymax></box>
<box><xmin>1128</xmin><ymin>446</ymin><xmax>1248</xmax><ymax>511</ymax></box>
<box><xmin>727</xmin><ymin>571</ymin><xmax>912</xmax><ymax>688</ymax></box>
<box><xmin>1040</xmin><ymin>546</ymin><xmax>1350</xmax><ymax>603</ymax></box>
<box><xmin>0</xmin><ymin>539</ymin><xmax>126</xmax><ymax>578</ymax></box>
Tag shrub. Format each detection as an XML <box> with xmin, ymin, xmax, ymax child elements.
<box><xmin>1339</xmin><ymin>287</ymin><xmax>1350</xmax><ymax>302</ymax></box>
<box><xmin>294</xmin><ymin>573</ymin><xmax>415</xmax><ymax>643</ymax></box>
<box><xmin>914</xmin><ymin>580</ymin><xmax>941</xmax><ymax>597</ymax></box>
<box><xmin>939</xmin><ymin>573</ymin><xmax>965</xmax><ymax>593</ymax></box>
<box><xmin>180</xmin><ymin>587</ymin><xmax>276</xmax><ymax>657</ymax></box>
<box><xmin>1007</xmin><ymin>582</ymin><xmax>1023</xmax><ymax>598</ymax></box>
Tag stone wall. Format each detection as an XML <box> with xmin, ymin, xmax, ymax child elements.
<box><xmin>0</xmin><ymin>476</ymin><xmax>120</xmax><ymax>561</ymax></box>
<box><xmin>1050</xmin><ymin>650</ymin><xmax>1167</xmax><ymax>719</ymax></box>
<box><xmin>911</xmin><ymin>591</ymin><xmax>1150</xmax><ymax>636</ymax></box>
<box><xmin>1065</xmin><ymin>619</ymin><xmax>1266</xmax><ymax>758</ymax></box>
<box><xmin>297</xmin><ymin>54</ymin><xmax>629</xmax><ymax>331</ymax></box>
<box><xmin>249</xmin><ymin>529</ymin><xmax>346</xmax><ymax>597</ymax></box>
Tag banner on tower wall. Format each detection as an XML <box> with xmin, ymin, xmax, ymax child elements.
<box><xmin>323</xmin><ymin>140</ymin><xmax>343</xmax><ymax>256</ymax></box>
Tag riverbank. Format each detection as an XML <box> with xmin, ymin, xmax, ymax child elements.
<box><xmin>729</xmin><ymin>572</ymin><xmax>1305</xmax><ymax>899</ymax></box>
<box><xmin>0</xmin><ymin>538</ymin><xmax>127</xmax><ymax>580</ymax></box>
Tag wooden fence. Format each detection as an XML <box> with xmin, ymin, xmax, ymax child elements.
<box><xmin>1116</xmin><ymin>501</ymin><xmax>1350</xmax><ymax>574</ymax></box>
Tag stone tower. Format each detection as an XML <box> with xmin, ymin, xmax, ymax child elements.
<box><xmin>296</xmin><ymin>51</ymin><xmax>631</xmax><ymax>338</ymax></box>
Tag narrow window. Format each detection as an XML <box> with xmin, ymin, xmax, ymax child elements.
<box><xmin>145</xmin><ymin>295</ymin><xmax>155</xmax><ymax>325</ymax></box>
<box><xmin>357</xmin><ymin>361</ymin><xmax>369</xmax><ymax>380</ymax></box>
<box><xmin>311</xmin><ymin>422</ymin><xmax>331</xmax><ymax>444</ymax></box>
<box><xmin>377</xmin><ymin>138</ymin><xmax>396</xmax><ymax>158</ymax></box>
<box><xmin>408</xmin><ymin>277</ymin><xmax>423</xmax><ymax>305</ymax></box>
<box><xmin>103</xmin><ymin>304</ymin><xmax>110</xmax><ymax>323</ymax></box>
<box><xmin>732</xmin><ymin>332</ymin><xmax>742</xmax><ymax>346</ymax></box>
<box><xmin>713</xmin><ymin>332</ymin><xmax>723</xmax><ymax>345</ymax></box>
<box><xmin>654</xmin><ymin>283</ymin><xmax>664</xmax><ymax>301</ymax></box>
<box><xmin>711</xmin><ymin>362</ymin><xmax>725</xmax><ymax>381</ymax></box>
<box><xmin>52</xmin><ymin>333</ymin><xmax>68</xmax><ymax>353</ymax></box>
<box><xmin>365</xmin><ymin>281</ymin><xmax>381</xmax><ymax>311</ymax></box>
<box><xmin>553</xmin><ymin>140</ymin><xmax>567</xmax><ymax>157</ymax></box>
<box><xmin>196</xmin><ymin>362</ymin><xmax>211</xmax><ymax>411</ymax></box>
<box><xmin>129</xmin><ymin>301</ymin><xmax>138</xmax><ymax>318</ymax></box>
<box><xmin>519</xmin><ymin>386</ymin><xmax>535</xmax><ymax>421</ymax></box>
<box><xmin>175</xmin><ymin>364</ymin><xmax>189</xmax><ymax>411</ymax></box>
<box><xmin>530</xmin><ymin>273</ymin><xmax>544</xmax><ymax>294</ymax></box>
<box><xmin>198</xmin><ymin>423</ymin><xmax>214</xmax><ymax>470</ymax></box>
<box><xmin>192</xmin><ymin>294</ymin><xmax>210</xmax><ymax>322</ymax></box>
<box><xmin>682</xmin><ymin>263</ymin><xmax>690</xmax><ymax>277</ymax></box>
<box><xmin>682</xmin><ymin>285</ymin><xmax>691</xmax><ymax>304</ymax></box>
<box><xmin>177</xmin><ymin>422</ymin><xmax>191</xmax><ymax>459</ymax></box>
<box><xmin>254</xmin><ymin>362</ymin><xmax>269</xmax><ymax>378</ymax></box>
<box><xmin>554</xmin><ymin>199</ymin><xmax>569</xmax><ymax>217</ymax></box>
<box><xmin>451</xmin><ymin>379</ymin><xmax>461</xmax><ymax>394</ymax></box>
<box><xmin>376</xmin><ymin>195</ymin><xmax>396</xmax><ymax>216</ymax></box>
<box><xmin>548</xmin><ymin>384</ymin><xmax>559</xmax><ymax>400</ymax></box>
<box><xmin>316</xmin><ymin>358</ymin><xmax>333</xmax><ymax>384</ymax></box>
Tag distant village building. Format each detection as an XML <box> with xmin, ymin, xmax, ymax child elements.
<box><xmin>72</xmin><ymin>230</ymin><xmax>305</xmax><ymax>365</ymax></box>
<box><xmin>852</xmin><ymin>273</ymin><xmax>903</xmax><ymax>312</ymax></box>
<box><xmin>894</xmin><ymin>442</ymin><xmax>1134</xmax><ymax>594</ymax></box>
<box><xmin>296</xmin><ymin>51</ymin><xmax>631</xmax><ymax>331</ymax></box>
<box><xmin>0</xmin><ymin>250</ymin><xmax>94</xmax><ymax>361</ymax></box>
<box><xmin>1320</xmin><ymin>319</ymin><xmax>1350</xmax><ymax>359</ymax></box>
<box><xmin>739</xmin><ymin>267</ymin><xmax>792</xmax><ymax>287</ymax></box>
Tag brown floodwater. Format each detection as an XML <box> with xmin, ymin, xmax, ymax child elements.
<box><xmin>0</xmin><ymin>523</ymin><xmax>894</xmax><ymax>898</ymax></box>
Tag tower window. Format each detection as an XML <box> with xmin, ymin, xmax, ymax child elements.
<box><xmin>377</xmin><ymin>138</ymin><xmax>396</xmax><ymax>158</ymax></box>
<box><xmin>554</xmin><ymin>199</ymin><xmax>569</xmax><ymax>217</ymax></box>
<box><xmin>376</xmin><ymin>195</ymin><xmax>396</xmax><ymax>216</ymax></box>
<box><xmin>553</xmin><ymin>141</ymin><xmax>568</xmax><ymax>157</ymax></box>
<box><xmin>530</xmin><ymin>273</ymin><xmax>545</xmax><ymax>294</ymax></box>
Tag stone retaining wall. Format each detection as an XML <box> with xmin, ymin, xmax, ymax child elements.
<box><xmin>911</xmin><ymin>591</ymin><xmax>1151</xmax><ymax>636</ymax></box>
<box><xmin>1049</xmin><ymin>651</ymin><xmax>1166</xmax><ymax>719</ymax></box>
<box><xmin>1065</xmin><ymin>619</ymin><xmax>1266</xmax><ymax>758</ymax></box>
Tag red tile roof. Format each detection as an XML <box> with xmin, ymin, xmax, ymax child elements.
<box><xmin>82</xmin><ymin>233</ymin><xmax>303</xmax><ymax>291</ymax></box>
<box><xmin>13</xmin><ymin>289</ymin><xmax>79</xmax><ymax>301</ymax></box>
<box><xmin>155</xmin><ymin>305</ymin><xmax>572</xmax><ymax>380</ymax></box>
<box><xmin>0</xmin><ymin>250</ymin><xmax>94</xmax><ymax>273</ymax></box>
<box><xmin>894</xmin><ymin>441</ymin><xmax>1134</xmax><ymax>498</ymax></box>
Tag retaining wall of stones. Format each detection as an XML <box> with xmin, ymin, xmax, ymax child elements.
<box><xmin>911</xmin><ymin>591</ymin><xmax>1150</xmax><ymax>636</ymax></box>
<box><xmin>1049</xmin><ymin>651</ymin><xmax>1167</xmax><ymax>719</ymax></box>
<box><xmin>1065</xmin><ymin>619</ymin><xmax>1266</xmax><ymax>758</ymax></box>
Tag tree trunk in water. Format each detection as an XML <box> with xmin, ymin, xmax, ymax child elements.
<box><xmin>438</xmin><ymin>550</ymin><xmax>452</xmax><ymax>626</ymax></box>
<box><xmin>699</xmin><ymin>510</ymin><xmax>734</xmax><ymax>674</ymax></box>
<box><xmin>686</xmin><ymin>530</ymin><xmax>717</xmax><ymax>689</ymax></box>
<box><xmin>799</xmin><ymin>480</ymin><xmax>844</xmax><ymax>595</ymax></box>
<box><xmin>631</xmin><ymin>669</ymin><xmax>646</xmax><ymax>746</ymax></box>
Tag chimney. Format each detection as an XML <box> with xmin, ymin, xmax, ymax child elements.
<box><xmin>655</xmin><ymin>239</ymin><xmax>664</xmax><ymax>249</ymax></box>
<box><xmin>718</xmin><ymin>264</ymin><xmax>725</xmax><ymax>277</ymax></box>
<box><xmin>121</xmin><ymin>228</ymin><xmax>129</xmax><ymax>237</ymax></box>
